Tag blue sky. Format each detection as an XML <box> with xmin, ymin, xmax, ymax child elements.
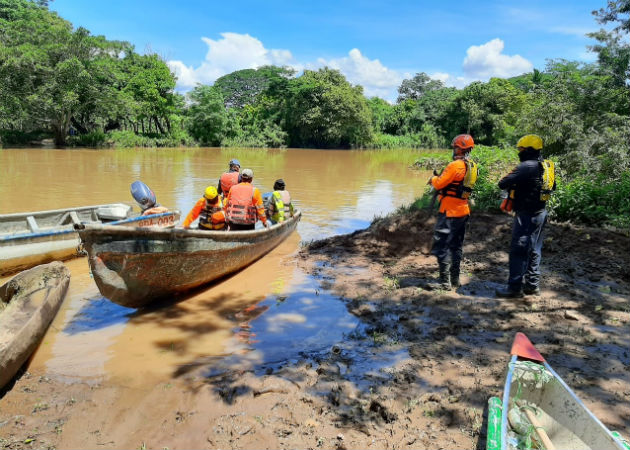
<box><xmin>51</xmin><ymin>0</ymin><xmax>605</xmax><ymax>100</ymax></box>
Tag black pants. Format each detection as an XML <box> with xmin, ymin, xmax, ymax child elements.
<box><xmin>508</xmin><ymin>210</ymin><xmax>548</xmax><ymax>291</ymax></box>
<box><xmin>431</xmin><ymin>213</ymin><xmax>469</xmax><ymax>269</ymax></box>
<box><xmin>228</xmin><ymin>222</ymin><xmax>255</xmax><ymax>231</ymax></box>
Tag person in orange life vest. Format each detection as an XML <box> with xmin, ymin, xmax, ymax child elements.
<box><xmin>217</xmin><ymin>158</ymin><xmax>242</xmax><ymax>197</ymax></box>
<box><xmin>181</xmin><ymin>186</ymin><xmax>226</xmax><ymax>230</ymax></box>
<box><xmin>426</xmin><ymin>134</ymin><xmax>475</xmax><ymax>290</ymax></box>
<box><xmin>224</xmin><ymin>168</ymin><xmax>269</xmax><ymax>231</ymax></box>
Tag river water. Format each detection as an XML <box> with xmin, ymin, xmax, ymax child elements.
<box><xmin>1</xmin><ymin>147</ymin><xmax>431</xmax><ymax>386</ymax></box>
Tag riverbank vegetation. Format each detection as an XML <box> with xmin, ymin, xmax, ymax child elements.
<box><xmin>1</xmin><ymin>0</ymin><xmax>628</xmax><ymax>227</ymax></box>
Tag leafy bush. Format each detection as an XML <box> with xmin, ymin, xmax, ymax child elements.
<box><xmin>67</xmin><ymin>130</ymin><xmax>107</xmax><ymax>147</ymax></box>
<box><xmin>0</xmin><ymin>130</ymin><xmax>50</xmax><ymax>146</ymax></box>
<box><xmin>106</xmin><ymin>130</ymin><xmax>196</xmax><ymax>148</ymax></box>
<box><xmin>365</xmin><ymin>128</ymin><xmax>445</xmax><ymax>149</ymax></box>
<box><xmin>549</xmin><ymin>171</ymin><xmax>630</xmax><ymax>228</ymax></box>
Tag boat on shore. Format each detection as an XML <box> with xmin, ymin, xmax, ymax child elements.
<box><xmin>486</xmin><ymin>332</ymin><xmax>628</xmax><ymax>450</ymax></box>
<box><xmin>0</xmin><ymin>262</ymin><xmax>70</xmax><ymax>389</ymax></box>
<box><xmin>0</xmin><ymin>205</ymin><xmax>180</xmax><ymax>275</ymax></box>
<box><xmin>76</xmin><ymin>210</ymin><xmax>301</xmax><ymax>308</ymax></box>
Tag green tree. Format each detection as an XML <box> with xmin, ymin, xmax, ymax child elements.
<box><xmin>213</xmin><ymin>66</ymin><xmax>295</xmax><ymax>109</ymax></box>
<box><xmin>285</xmin><ymin>68</ymin><xmax>372</xmax><ymax>148</ymax></box>
<box><xmin>0</xmin><ymin>0</ymin><xmax>183</xmax><ymax>145</ymax></box>
<box><xmin>517</xmin><ymin>60</ymin><xmax>630</xmax><ymax>176</ymax></box>
<box><xmin>447</xmin><ymin>79</ymin><xmax>526</xmax><ymax>145</ymax></box>
<box><xmin>396</xmin><ymin>72</ymin><xmax>444</xmax><ymax>103</ymax></box>
<box><xmin>366</xmin><ymin>97</ymin><xmax>396</xmax><ymax>133</ymax></box>
<box><xmin>186</xmin><ymin>85</ymin><xmax>227</xmax><ymax>145</ymax></box>
<box><xmin>588</xmin><ymin>0</ymin><xmax>630</xmax><ymax>88</ymax></box>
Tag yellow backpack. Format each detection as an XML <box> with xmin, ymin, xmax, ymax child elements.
<box><xmin>461</xmin><ymin>160</ymin><xmax>478</xmax><ymax>199</ymax></box>
<box><xmin>540</xmin><ymin>160</ymin><xmax>555</xmax><ymax>201</ymax></box>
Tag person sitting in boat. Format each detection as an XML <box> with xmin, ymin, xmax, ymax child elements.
<box><xmin>130</xmin><ymin>181</ymin><xmax>169</xmax><ymax>216</ymax></box>
<box><xmin>181</xmin><ymin>186</ymin><xmax>226</xmax><ymax>230</ymax></box>
<box><xmin>264</xmin><ymin>179</ymin><xmax>294</xmax><ymax>225</ymax></box>
<box><xmin>217</xmin><ymin>158</ymin><xmax>242</xmax><ymax>197</ymax></box>
<box><xmin>224</xmin><ymin>168</ymin><xmax>269</xmax><ymax>231</ymax></box>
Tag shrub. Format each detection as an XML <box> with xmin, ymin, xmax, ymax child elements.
<box><xmin>67</xmin><ymin>130</ymin><xmax>107</xmax><ymax>147</ymax></box>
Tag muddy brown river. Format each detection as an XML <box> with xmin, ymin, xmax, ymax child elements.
<box><xmin>0</xmin><ymin>147</ymin><xmax>430</xmax><ymax>386</ymax></box>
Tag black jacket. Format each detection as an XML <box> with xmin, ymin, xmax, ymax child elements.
<box><xmin>498</xmin><ymin>149</ymin><xmax>550</xmax><ymax>214</ymax></box>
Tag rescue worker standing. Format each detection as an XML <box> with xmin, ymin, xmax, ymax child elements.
<box><xmin>181</xmin><ymin>186</ymin><xmax>226</xmax><ymax>230</ymax></box>
<box><xmin>426</xmin><ymin>134</ymin><xmax>477</xmax><ymax>290</ymax></box>
<box><xmin>267</xmin><ymin>179</ymin><xmax>294</xmax><ymax>224</ymax></box>
<box><xmin>225</xmin><ymin>168</ymin><xmax>269</xmax><ymax>231</ymax></box>
<box><xmin>217</xmin><ymin>158</ymin><xmax>241</xmax><ymax>197</ymax></box>
<box><xmin>496</xmin><ymin>135</ymin><xmax>555</xmax><ymax>298</ymax></box>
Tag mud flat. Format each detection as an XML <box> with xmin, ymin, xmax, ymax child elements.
<box><xmin>0</xmin><ymin>209</ymin><xmax>628</xmax><ymax>449</ymax></box>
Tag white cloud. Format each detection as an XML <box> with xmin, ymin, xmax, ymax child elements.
<box><xmin>167</xmin><ymin>32</ymin><xmax>298</xmax><ymax>89</ymax></box>
<box><xmin>462</xmin><ymin>38</ymin><xmax>533</xmax><ymax>79</ymax></box>
<box><xmin>314</xmin><ymin>48</ymin><xmax>404</xmax><ymax>99</ymax></box>
<box><xmin>430</xmin><ymin>72</ymin><xmax>475</xmax><ymax>89</ymax></box>
<box><xmin>168</xmin><ymin>33</ymin><xmax>534</xmax><ymax>100</ymax></box>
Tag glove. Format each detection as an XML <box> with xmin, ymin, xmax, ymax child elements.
<box><xmin>433</xmin><ymin>169</ymin><xmax>438</xmax><ymax>176</ymax></box>
<box><xmin>427</xmin><ymin>176</ymin><xmax>434</xmax><ymax>186</ymax></box>
<box><xmin>264</xmin><ymin>221</ymin><xmax>271</xmax><ymax>229</ymax></box>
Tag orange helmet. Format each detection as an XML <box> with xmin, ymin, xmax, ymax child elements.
<box><xmin>451</xmin><ymin>134</ymin><xmax>475</xmax><ymax>152</ymax></box>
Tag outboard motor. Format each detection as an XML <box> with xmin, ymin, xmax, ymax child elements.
<box><xmin>130</xmin><ymin>181</ymin><xmax>157</xmax><ymax>211</ymax></box>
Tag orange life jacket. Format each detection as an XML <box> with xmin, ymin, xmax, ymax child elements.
<box><xmin>220</xmin><ymin>172</ymin><xmax>239</xmax><ymax>196</ymax></box>
<box><xmin>225</xmin><ymin>183</ymin><xmax>257</xmax><ymax>225</ymax></box>
<box><xmin>199</xmin><ymin>198</ymin><xmax>225</xmax><ymax>230</ymax></box>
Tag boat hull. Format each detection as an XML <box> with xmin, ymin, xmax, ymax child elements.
<box><xmin>0</xmin><ymin>262</ymin><xmax>70</xmax><ymax>389</ymax></box>
<box><xmin>78</xmin><ymin>211</ymin><xmax>301</xmax><ymax>308</ymax></box>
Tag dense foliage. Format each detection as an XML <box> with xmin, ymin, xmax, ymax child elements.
<box><xmin>1</xmin><ymin>0</ymin><xmax>628</xmax><ymax>226</ymax></box>
<box><xmin>0</xmin><ymin>0</ymin><xmax>187</xmax><ymax>147</ymax></box>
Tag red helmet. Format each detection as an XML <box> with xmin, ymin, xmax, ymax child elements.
<box><xmin>451</xmin><ymin>134</ymin><xmax>475</xmax><ymax>152</ymax></box>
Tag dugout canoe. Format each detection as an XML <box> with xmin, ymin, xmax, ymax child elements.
<box><xmin>486</xmin><ymin>332</ymin><xmax>628</xmax><ymax>450</ymax></box>
<box><xmin>76</xmin><ymin>211</ymin><xmax>301</xmax><ymax>308</ymax></box>
<box><xmin>0</xmin><ymin>204</ymin><xmax>180</xmax><ymax>276</ymax></box>
<box><xmin>0</xmin><ymin>262</ymin><xmax>70</xmax><ymax>389</ymax></box>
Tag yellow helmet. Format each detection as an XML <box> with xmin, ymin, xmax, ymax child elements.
<box><xmin>204</xmin><ymin>186</ymin><xmax>218</xmax><ymax>200</ymax></box>
<box><xmin>517</xmin><ymin>134</ymin><xmax>543</xmax><ymax>151</ymax></box>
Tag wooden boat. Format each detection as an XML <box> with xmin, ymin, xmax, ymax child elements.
<box><xmin>76</xmin><ymin>211</ymin><xmax>301</xmax><ymax>308</ymax></box>
<box><xmin>487</xmin><ymin>332</ymin><xmax>628</xmax><ymax>450</ymax></box>
<box><xmin>0</xmin><ymin>261</ymin><xmax>70</xmax><ymax>389</ymax></box>
<box><xmin>0</xmin><ymin>204</ymin><xmax>180</xmax><ymax>275</ymax></box>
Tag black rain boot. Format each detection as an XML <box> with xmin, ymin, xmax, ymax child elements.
<box><xmin>450</xmin><ymin>261</ymin><xmax>461</xmax><ymax>289</ymax></box>
<box><xmin>495</xmin><ymin>286</ymin><xmax>524</xmax><ymax>298</ymax></box>
<box><xmin>426</xmin><ymin>262</ymin><xmax>451</xmax><ymax>290</ymax></box>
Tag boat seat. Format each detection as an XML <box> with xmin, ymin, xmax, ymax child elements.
<box><xmin>26</xmin><ymin>216</ymin><xmax>39</xmax><ymax>232</ymax></box>
<box><xmin>59</xmin><ymin>211</ymin><xmax>82</xmax><ymax>226</ymax></box>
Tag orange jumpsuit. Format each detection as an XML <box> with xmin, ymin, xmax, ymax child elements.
<box><xmin>182</xmin><ymin>197</ymin><xmax>225</xmax><ymax>229</ymax></box>
<box><xmin>430</xmin><ymin>159</ymin><xmax>470</xmax><ymax>217</ymax></box>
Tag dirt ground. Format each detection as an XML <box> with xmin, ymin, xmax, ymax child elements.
<box><xmin>1</xmin><ymin>209</ymin><xmax>629</xmax><ymax>450</ymax></box>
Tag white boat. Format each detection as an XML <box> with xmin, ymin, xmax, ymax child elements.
<box><xmin>0</xmin><ymin>204</ymin><xmax>179</xmax><ymax>275</ymax></box>
<box><xmin>486</xmin><ymin>332</ymin><xmax>628</xmax><ymax>450</ymax></box>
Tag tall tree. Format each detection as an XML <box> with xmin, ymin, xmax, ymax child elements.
<box><xmin>186</xmin><ymin>85</ymin><xmax>227</xmax><ymax>145</ymax></box>
<box><xmin>213</xmin><ymin>66</ymin><xmax>295</xmax><ymax>109</ymax></box>
<box><xmin>588</xmin><ymin>0</ymin><xmax>630</xmax><ymax>88</ymax></box>
<box><xmin>396</xmin><ymin>72</ymin><xmax>444</xmax><ymax>103</ymax></box>
<box><xmin>285</xmin><ymin>68</ymin><xmax>372</xmax><ymax>148</ymax></box>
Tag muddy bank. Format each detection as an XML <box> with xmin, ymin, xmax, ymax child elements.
<box><xmin>1</xmin><ymin>209</ymin><xmax>629</xmax><ymax>450</ymax></box>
